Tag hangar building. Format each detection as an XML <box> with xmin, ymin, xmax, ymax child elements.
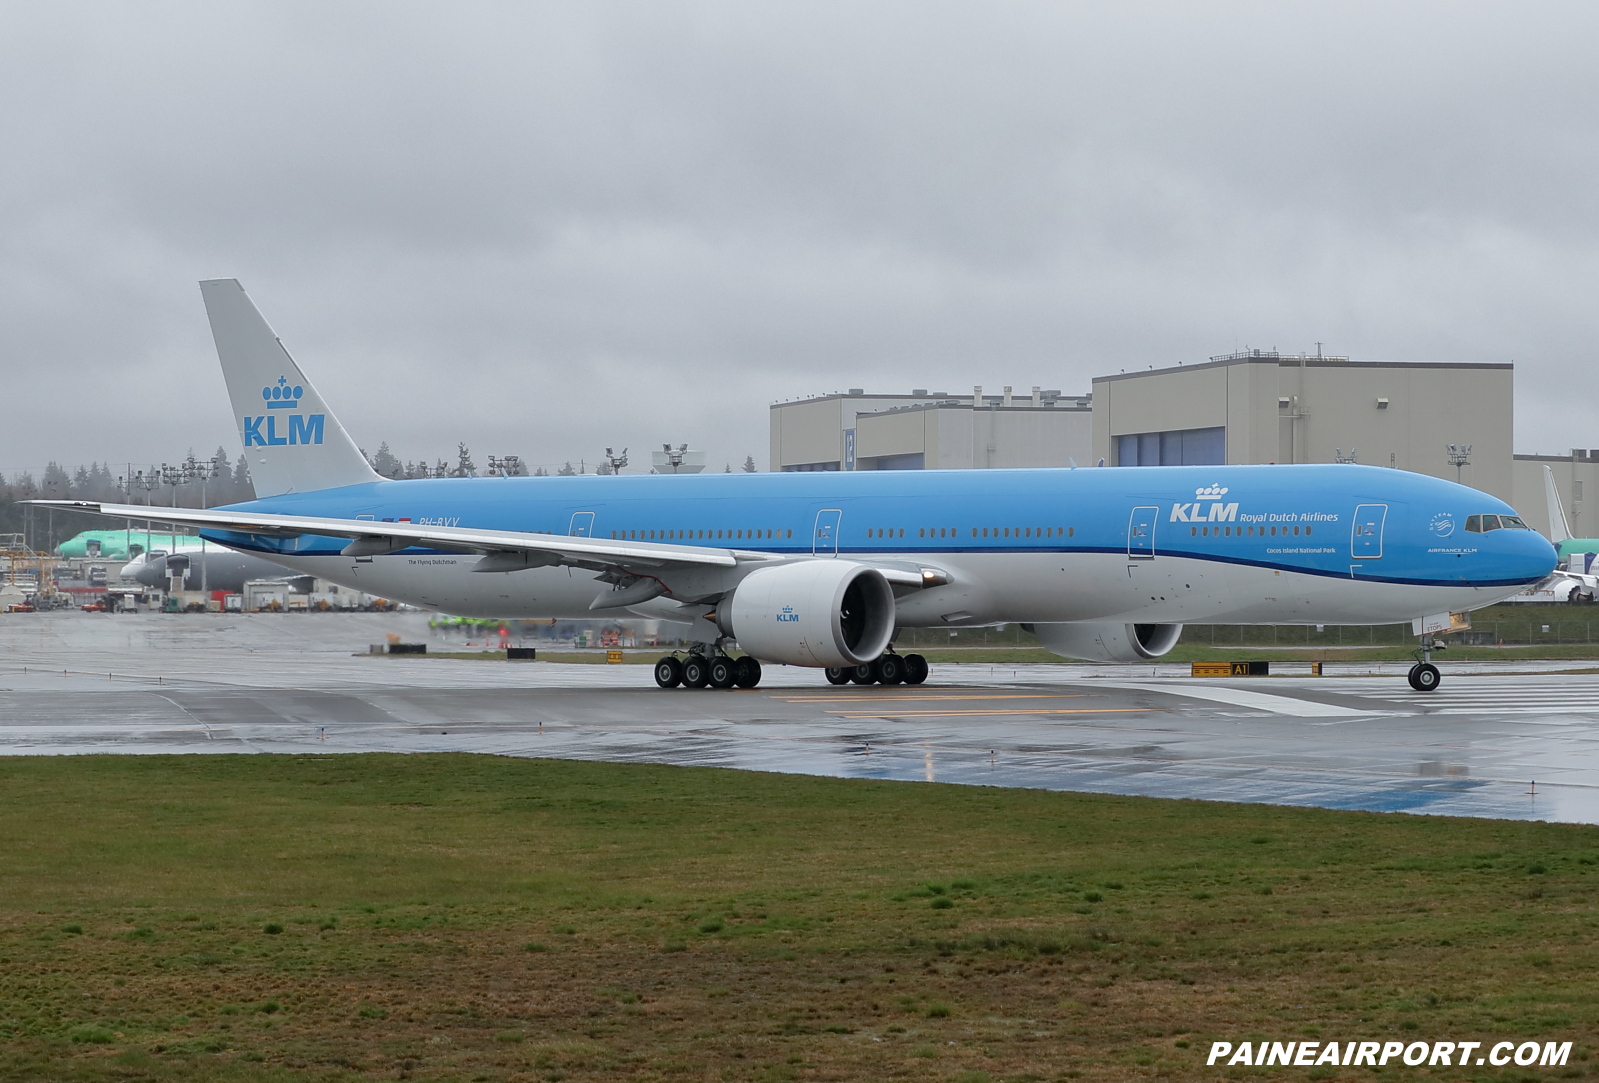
<box><xmin>770</xmin><ymin>386</ymin><xmax>1093</xmax><ymax>473</ymax></box>
<box><xmin>769</xmin><ymin>351</ymin><xmax>1595</xmax><ymax>541</ymax></box>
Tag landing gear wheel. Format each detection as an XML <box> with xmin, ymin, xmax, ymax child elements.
<box><xmin>734</xmin><ymin>656</ymin><xmax>762</xmax><ymax>688</ymax></box>
<box><xmin>824</xmin><ymin>667</ymin><xmax>850</xmax><ymax>685</ymax></box>
<box><xmin>708</xmin><ymin>657</ymin><xmax>738</xmax><ymax>689</ymax></box>
<box><xmin>903</xmin><ymin>654</ymin><xmax>929</xmax><ymax>685</ymax></box>
<box><xmin>1408</xmin><ymin>662</ymin><xmax>1441</xmax><ymax>692</ymax></box>
<box><xmin>681</xmin><ymin>655</ymin><xmax>710</xmax><ymax>688</ymax></box>
<box><xmin>875</xmin><ymin>654</ymin><xmax>906</xmax><ymax>685</ymax></box>
<box><xmin>849</xmin><ymin>663</ymin><xmax>877</xmax><ymax>685</ymax></box>
<box><xmin>653</xmin><ymin>656</ymin><xmax>683</xmax><ymax>688</ymax></box>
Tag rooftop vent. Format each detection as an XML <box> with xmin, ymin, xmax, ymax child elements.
<box><xmin>912</xmin><ymin>388</ymin><xmax>928</xmax><ymax>396</ymax></box>
<box><xmin>848</xmin><ymin>388</ymin><xmax>864</xmax><ymax>396</ymax></box>
<box><xmin>1376</xmin><ymin>397</ymin><xmax>1389</xmax><ymax>409</ymax></box>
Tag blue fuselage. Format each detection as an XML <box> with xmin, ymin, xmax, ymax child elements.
<box><xmin>205</xmin><ymin>464</ymin><xmax>1554</xmax><ymax>626</ymax></box>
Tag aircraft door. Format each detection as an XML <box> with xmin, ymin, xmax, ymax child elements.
<box><xmin>813</xmin><ymin>509</ymin><xmax>842</xmax><ymax>555</ymax></box>
<box><xmin>1351</xmin><ymin>504</ymin><xmax>1387</xmax><ymax>560</ymax></box>
<box><xmin>1128</xmin><ymin>506</ymin><xmax>1157</xmax><ymax>560</ymax></box>
<box><xmin>569</xmin><ymin>511</ymin><xmax>595</xmax><ymax>537</ymax></box>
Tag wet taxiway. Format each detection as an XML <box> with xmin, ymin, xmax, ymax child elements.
<box><xmin>3</xmin><ymin>612</ymin><xmax>1598</xmax><ymax>823</ymax></box>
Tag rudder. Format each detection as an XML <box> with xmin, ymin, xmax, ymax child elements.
<box><xmin>200</xmin><ymin>279</ymin><xmax>381</xmax><ymax>497</ymax></box>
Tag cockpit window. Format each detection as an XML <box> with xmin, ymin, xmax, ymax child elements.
<box><xmin>1465</xmin><ymin>513</ymin><xmax>1528</xmax><ymax>533</ymax></box>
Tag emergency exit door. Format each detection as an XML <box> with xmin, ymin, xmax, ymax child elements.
<box><xmin>813</xmin><ymin>509</ymin><xmax>842</xmax><ymax>555</ymax></box>
<box><xmin>1351</xmin><ymin>504</ymin><xmax>1387</xmax><ymax>560</ymax></box>
<box><xmin>569</xmin><ymin>511</ymin><xmax>595</xmax><ymax>537</ymax></box>
<box><xmin>1128</xmin><ymin>506</ymin><xmax>1157</xmax><ymax>560</ymax></box>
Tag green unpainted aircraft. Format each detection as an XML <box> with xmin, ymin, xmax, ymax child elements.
<box><xmin>54</xmin><ymin>529</ymin><xmax>201</xmax><ymax>561</ymax></box>
<box><xmin>1543</xmin><ymin>465</ymin><xmax>1599</xmax><ymax>600</ymax></box>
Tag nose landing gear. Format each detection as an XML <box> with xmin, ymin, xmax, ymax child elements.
<box><xmin>1407</xmin><ymin>634</ymin><xmax>1442</xmax><ymax>692</ymax></box>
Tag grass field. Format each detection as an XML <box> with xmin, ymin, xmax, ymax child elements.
<box><xmin>1</xmin><ymin>756</ymin><xmax>1596</xmax><ymax>1081</ymax></box>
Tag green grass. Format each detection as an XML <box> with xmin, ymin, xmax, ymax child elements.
<box><xmin>1</xmin><ymin>754</ymin><xmax>1595</xmax><ymax>1080</ymax></box>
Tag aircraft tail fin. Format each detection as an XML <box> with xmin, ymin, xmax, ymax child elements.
<box><xmin>1544</xmin><ymin>464</ymin><xmax>1573</xmax><ymax>544</ymax></box>
<box><xmin>200</xmin><ymin>279</ymin><xmax>382</xmax><ymax>498</ymax></box>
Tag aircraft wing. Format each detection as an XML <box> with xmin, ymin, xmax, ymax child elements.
<box><xmin>27</xmin><ymin>500</ymin><xmax>749</xmax><ymax>574</ymax></box>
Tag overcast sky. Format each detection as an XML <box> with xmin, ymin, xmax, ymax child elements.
<box><xmin>3</xmin><ymin>2</ymin><xmax>1598</xmax><ymax>478</ymax></box>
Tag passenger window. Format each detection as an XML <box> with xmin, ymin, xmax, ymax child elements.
<box><xmin>1067</xmin><ymin>527</ymin><xmax>1074</xmax><ymax>538</ymax></box>
<box><xmin>1305</xmin><ymin>526</ymin><xmax>1312</xmax><ymax>536</ymax></box>
<box><xmin>1190</xmin><ymin>526</ymin><xmax>1197</xmax><ymax>536</ymax></box>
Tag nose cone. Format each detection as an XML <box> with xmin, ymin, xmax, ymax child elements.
<box><xmin>1515</xmin><ymin>529</ymin><xmax>1559</xmax><ymax>583</ymax></box>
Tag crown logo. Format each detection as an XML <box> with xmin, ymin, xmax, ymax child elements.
<box><xmin>261</xmin><ymin>375</ymin><xmax>304</xmax><ymax>409</ymax></box>
<box><xmin>1195</xmin><ymin>484</ymin><xmax>1229</xmax><ymax>497</ymax></box>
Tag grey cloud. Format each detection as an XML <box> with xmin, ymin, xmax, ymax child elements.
<box><xmin>2</xmin><ymin>1</ymin><xmax>1598</xmax><ymax>477</ymax></box>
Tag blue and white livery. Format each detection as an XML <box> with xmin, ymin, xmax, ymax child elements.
<box><xmin>41</xmin><ymin>280</ymin><xmax>1555</xmax><ymax>693</ymax></box>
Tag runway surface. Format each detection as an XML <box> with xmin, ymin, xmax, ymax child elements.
<box><xmin>3</xmin><ymin>612</ymin><xmax>1599</xmax><ymax>823</ymax></box>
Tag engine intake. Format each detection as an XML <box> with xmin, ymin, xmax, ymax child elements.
<box><xmin>1026</xmin><ymin>621</ymin><xmax>1183</xmax><ymax>663</ymax></box>
<box><xmin>723</xmin><ymin>561</ymin><xmax>895</xmax><ymax>667</ymax></box>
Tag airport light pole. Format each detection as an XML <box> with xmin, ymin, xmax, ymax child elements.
<box><xmin>1447</xmin><ymin>444</ymin><xmax>1472</xmax><ymax>485</ymax></box>
<box><xmin>604</xmin><ymin>447</ymin><xmax>628</xmax><ymax>475</ymax></box>
<box><xmin>1334</xmin><ymin>447</ymin><xmax>1358</xmax><ymax>464</ymax></box>
<box><xmin>486</xmin><ymin>455</ymin><xmax>522</xmax><ymax>477</ymax></box>
<box><xmin>662</xmin><ymin>443</ymin><xmax>688</xmax><ymax>473</ymax></box>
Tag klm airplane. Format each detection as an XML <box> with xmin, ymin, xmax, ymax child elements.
<box><xmin>40</xmin><ymin>280</ymin><xmax>1555</xmax><ymax>693</ymax></box>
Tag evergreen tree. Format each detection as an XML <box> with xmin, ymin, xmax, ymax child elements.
<box><xmin>742</xmin><ymin>455</ymin><xmax>757</xmax><ymax>473</ymax></box>
<box><xmin>557</xmin><ymin>462</ymin><xmax>576</xmax><ymax>476</ymax></box>
<box><xmin>370</xmin><ymin>441</ymin><xmax>403</xmax><ymax>478</ymax></box>
<box><xmin>453</xmin><ymin>444</ymin><xmax>476</xmax><ymax>478</ymax></box>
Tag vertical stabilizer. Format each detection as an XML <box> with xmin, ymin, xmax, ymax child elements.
<box><xmin>200</xmin><ymin>279</ymin><xmax>381</xmax><ymax>498</ymax></box>
<box><xmin>1544</xmin><ymin>464</ymin><xmax>1573</xmax><ymax>544</ymax></box>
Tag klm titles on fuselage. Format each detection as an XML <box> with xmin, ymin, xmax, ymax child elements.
<box><xmin>244</xmin><ymin>376</ymin><xmax>324</xmax><ymax>447</ymax></box>
<box><xmin>1167</xmin><ymin>485</ymin><xmax>1341</xmax><ymax>526</ymax></box>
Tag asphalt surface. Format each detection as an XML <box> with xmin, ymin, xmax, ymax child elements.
<box><xmin>3</xmin><ymin>611</ymin><xmax>1598</xmax><ymax>823</ymax></box>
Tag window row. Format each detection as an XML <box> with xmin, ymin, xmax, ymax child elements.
<box><xmin>1189</xmin><ymin>524</ymin><xmax>1312</xmax><ymax>538</ymax></box>
<box><xmin>611</xmin><ymin>528</ymin><xmax>793</xmax><ymax>541</ymax></box>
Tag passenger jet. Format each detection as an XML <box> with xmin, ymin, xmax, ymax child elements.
<box><xmin>38</xmin><ymin>280</ymin><xmax>1555</xmax><ymax>693</ymax></box>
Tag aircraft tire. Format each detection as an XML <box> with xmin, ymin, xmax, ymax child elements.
<box><xmin>875</xmin><ymin>655</ymin><xmax>906</xmax><ymax>685</ymax></box>
<box><xmin>653</xmin><ymin>656</ymin><xmax>683</xmax><ymax>689</ymax></box>
<box><xmin>849</xmin><ymin>663</ymin><xmax>877</xmax><ymax>685</ymax></box>
<box><xmin>734</xmin><ymin>656</ymin><xmax>762</xmax><ymax>688</ymax></box>
<box><xmin>708</xmin><ymin>657</ymin><xmax>738</xmax><ymax>689</ymax></box>
<box><xmin>682</xmin><ymin>655</ymin><xmax>710</xmax><ymax>688</ymax></box>
<box><xmin>1411</xmin><ymin>662</ymin><xmax>1440</xmax><ymax>692</ymax></box>
<box><xmin>903</xmin><ymin>654</ymin><xmax>929</xmax><ymax>685</ymax></box>
<box><xmin>824</xmin><ymin>667</ymin><xmax>851</xmax><ymax>685</ymax></box>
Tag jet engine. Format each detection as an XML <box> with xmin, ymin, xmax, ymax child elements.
<box><xmin>1026</xmin><ymin>621</ymin><xmax>1183</xmax><ymax>663</ymax></box>
<box><xmin>720</xmin><ymin>560</ymin><xmax>895</xmax><ymax>667</ymax></box>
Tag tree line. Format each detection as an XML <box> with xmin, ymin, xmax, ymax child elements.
<box><xmin>2</xmin><ymin>442</ymin><xmax>761</xmax><ymax>553</ymax></box>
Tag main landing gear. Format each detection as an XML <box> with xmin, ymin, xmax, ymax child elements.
<box><xmin>653</xmin><ymin>652</ymin><xmax>762</xmax><ymax>690</ymax></box>
<box><xmin>1407</xmin><ymin>634</ymin><xmax>1442</xmax><ymax>692</ymax></box>
<box><xmin>823</xmin><ymin>652</ymin><xmax>928</xmax><ymax>687</ymax></box>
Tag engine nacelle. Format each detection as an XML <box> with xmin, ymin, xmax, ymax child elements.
<box><xmin>1027</xmin><ymin>621</ymin><xmax>1184</xmax><ymax>663</ymax></box>
<box><xmin>723</xmin><ymin>560</ymin><xmax>896</xmax><ymax>667</ymax></box>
